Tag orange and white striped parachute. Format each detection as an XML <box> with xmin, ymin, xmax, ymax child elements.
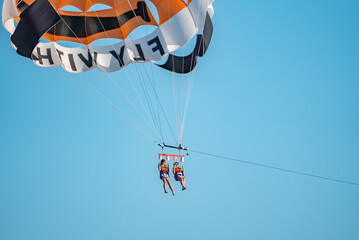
<box><xmin>2</xmin><ymin>0</ymin><xmax>213</xmax><ymax>73</ymax></box>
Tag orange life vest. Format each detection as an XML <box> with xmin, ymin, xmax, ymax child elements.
<box><xmin>175</xmin><ymin>167</ymin><xmax>183</xmax><ymax>174</ymax></box>
<box><xmin>161</xmin><ymin>166</ymin><xmax>169</xmax><ymax>173</ymax></box>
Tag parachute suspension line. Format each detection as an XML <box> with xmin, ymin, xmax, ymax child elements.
<box><xmin>179</xmin><ymin>64</ymin><xmax>184</xmax><ymax>144</ymax></box>
<box><xmin>150</xmin><ymin>62</ymin><xmax>164</xmax><ymax>141</ymax></box>
<box><xmin>137</xmin><ymin>62</ymin><xmax>164</xmax><ymax>141</ymax></box>
<box><xmin>126</xmin><ymin>0</ymin><xmax>141</xmax><ymax>24</ymax></box>
<box><xmin>134</xmin><ymin>63</ymin><xmax>161</xmax><ymax>139</ymax></box>
<box><xmin>179</xmin><ymin>7</ymin><xmax>186</xmax><ymax>145</ymax></box>
<box><xmin>121</xmin><ymin>65</ymin><xmax>164</xmax><ymax>143</ymax></box>
<box><xmin>180</xmin><ymin>67</ymin><xmax>196</xmax><ymax>141</ymax></box>
<box><xmin>181</xmin><ymin>70</ymin><xmax>195</xmax><ymax>141</ymax></box>
<box><xmin>167</xmin><ymin>1</ymin><xmax>181</xmax><ymax>145</ymax></box>
<box><xmin>179</xmin><ymin>44</ymin><xmax>199</xmax><ymax>142</ymax></box>
<box><xmin>57</xmin><ymin>4</ymin><xmax>163</xmax><ymax>143</ymax></box>
<box><xmin>173</xmin><ymin>74</ymin><xmax>180</xmax><ymax>143</ymax></box>
<box><xmin>115</xmin><ymin>0</ymin><xmax>178</xmax><ymax>145</ymax></box>
<box><xmin>107</xmin><ymin>77</ymin><xmax>163</xmax><ymax>142</ymax></box>
<box><xmin>190</xmin><ymin>149</ymin><xmax>359</xmax><ymax>187</ymax></box>
<box><xmin>137</xmin><ymin>60</ymin><xmax>179</xmax><ymax>146</ymax></box>
<box><xmin>141</xmin><ymin>1</ymin><xmax>164</xmax><ymax>141</ymax></box>
<box><xmin>134</xmin><ymin>0</ymin><xmax>170</xmax><ymax>142</ymax></box>
<box><xmin>106</xmin><ymin>69</ymin><xmax>164</xmax><ymax>143</ymax></box>
<box><xmin>56</xmin><ymin>67</ymin><xmax>156</xmax><ymax>142</ymax></box>
<box><xmin>83</xmin><ymin>0</ymin><xmax>182</xmax><ymax>146</ymax></box>
<box><xmin>126</xmin><ymin>69</ymin><xmax>164</xmax><ymax>143</ymax></box>
<box><xmin>56</xmin><ymin>17</ymin><xmax>157</xmax><ymax>142</ymax></box>
<box><xmin>123</xmin><ymin>0</ymin><xmax>178</xmax><ymax>146</ymax></box>
<box><xmin>79</xmin><ymin>76</ymin><xmax>156</xmax><ymax>142</ymax></box>
<box><xmin>87</xmin><ymin>0</ymin><xmax>165</xmax><ymax>143</ymax></box>
<box><xmin>123</xmin><ymin>1</ymin><xmax>168</xmax><ymax>144</ymax></box>
<box><xmin>179</xmin><ymin>3</ymin><xmax>203</xmax><ymax>144</ymax></box>
<box><xmin>131</xmin><ymin>1</ymin><xmax>179</xmax><ymax>146</ymax></box>
<box><xmin>83</xmin><ymin>80</ymin><xmax>156</xmax><ymax>142</ymax></box>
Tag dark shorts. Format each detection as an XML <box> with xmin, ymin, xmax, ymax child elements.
<box><xmin>160</xmin><ymin>172</ymin><xmax>169</xmax><ymax>180</ymax></box>
<box><xmin>175</xmin><ymin>173</ymin><xmax>184</xmax><ymax>181</ymax></box>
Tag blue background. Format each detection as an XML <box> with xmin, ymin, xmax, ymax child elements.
<box><xmin>1</xmin><ymin>0</ymin><xmax>359</xmax><ymax>239</ymax></box>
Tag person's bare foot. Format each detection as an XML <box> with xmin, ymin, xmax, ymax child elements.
<box><xmin>182</xmin><ymin>187</ymin><xmax>187</xmax><ymax>191</ymax></box>
<box><xmin>172</xmin><ymin>192</ymin><xmax>175</xmax><ymax>196</ymax></box>
<box><xmin>164</xmin><ymin>190</ymin><xmax>168</xmax><ymax>194</ymax></box>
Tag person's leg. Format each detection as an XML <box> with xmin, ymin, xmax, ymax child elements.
<box><xmin>166</xmin><ymin>178</ymin><xmax>175</xmax><ymax>196</ymax></box>
<box><xmin>162</xmin><ymin>179</ymin><xmax>168</xmax><ymax>193</ymax></box>
<box><xmin>178</xmin><ymin>177</ymin><xmax>184</xmax><ymax>187</ymax></box>
<box><xmin>181</xmin><ymin>177</ymin><xmax>186</xmax><ymax>190</ymax></box>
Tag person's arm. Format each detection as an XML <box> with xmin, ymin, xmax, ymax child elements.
<box><xmin>172</xmin><ymin>166</ymin><xmax>175</xmax><ymax>175</ymax></box>
<box><xmin>182</xmin><ymin>165</ymin><xmax>185</xmax><ymax>175</ymax></box>
<box><xmin>158</xmin><ymin>163</ymin><xmax>161</xmax><ymax>172</ymax></box>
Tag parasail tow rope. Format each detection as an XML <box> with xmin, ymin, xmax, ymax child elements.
<box><xmin>190</xmin><ymin>149</ymin><xmax>359</xmax><ymax>187</ymax></box>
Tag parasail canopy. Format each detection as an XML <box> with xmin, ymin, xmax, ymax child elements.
<box><xmin>2</xmin><ymin>0</ymin><xmax>214</xmax><ymax>73</ymax></box>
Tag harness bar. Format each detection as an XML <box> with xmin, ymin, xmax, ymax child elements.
<box><xmin>157</xmin><ymin>143</ymin><xmax>188</xmax><ymax>151</ymax></box>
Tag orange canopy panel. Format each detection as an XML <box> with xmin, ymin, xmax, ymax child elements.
<box><xmin>15</xmin><ymin>0</ymin><xmax>189</xmax><ymax>44</ymax></box>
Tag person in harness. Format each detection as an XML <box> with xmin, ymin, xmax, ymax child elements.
<box><xmin>173</xmin><ymin>162</ymin><xmax>186</xmax><ymax>191</ymax></box>
<box><xmin>158</xmin><ymin>159</ymin><xmax>175</xmax><ymax>195</ymax></box>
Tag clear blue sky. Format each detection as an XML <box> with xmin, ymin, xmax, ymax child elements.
<box><xmin>1</xmin><ymin>0</ymin><xmax>359</xmax><ymax>239</ymax></box>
